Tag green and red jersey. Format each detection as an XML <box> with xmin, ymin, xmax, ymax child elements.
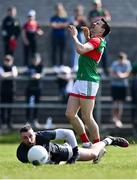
<box><xmin>76</xmin><ymin>36</ymin><xmax>106</xmax><ymax>82</ymax></box>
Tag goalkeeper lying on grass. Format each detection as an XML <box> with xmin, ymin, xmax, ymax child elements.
<box><xmin>16</xmin><ymin>124</ymin><xmax>129</xmax><ymax>165</ymax></box>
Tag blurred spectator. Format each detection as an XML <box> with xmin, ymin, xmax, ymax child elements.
<box><xmin>25</xmin><ymin>53</ymin><xmax>44</xmax><ymax>128</ymax></box>
<box><xmin>88</xmin><ymin>0</ymin><xmax>111</xmax><ymax>24</ymax></box>
<box><xmin>22</xmin><ymin>10</ymin><xmax>44</xmax><ymax>66</ymax></box>
<box><xmin>1</xmin><ymin>6</ymin><xmax>21</xmax><ymax>56</ymax></box>
<box><xmin>70</xmin><ymin>5</ymin><xmax>87</xmax><ymax>71</ymax></box>
<box><xmin>88</xmin><ymin>0</ymin><xmax>111</xmax><ymax>75</ymax></box>
<box><xmin>56</xmin><ymin>66</ymin><xmax>74</xmax><ymax>103</ymax></box>
<box><xmin>50</xmin><ymin>3</ymin><xmax>69</xmax><ymax>67</ymax></box>
<box><xmin>109</xmin><ymin>52</ymin><xmax>132</xmax><ymax>128</ymax></box>
<box><xmin>0</xmin><ymin>55</ymin><xmax>18</xmax><ymax>130</ymax></box>
<box><xmin>130</xmin><ymin>61</ymin><xmax>137</xmax><ymax>128</ymax></box>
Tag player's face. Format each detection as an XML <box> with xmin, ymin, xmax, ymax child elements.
<box><xmin>90</xmin><ymin>19</ymin><xmax>105</xmax><ymax>35</ymax></box>
<box><xmin>4</xmin><ymin>59</ymin><xmax>13</xmax><ymax>66</ymax></box>
<box><xmin>20</xmin><ymin>129</ymin><xmax>36</xmax><ymax>146</ymax></box>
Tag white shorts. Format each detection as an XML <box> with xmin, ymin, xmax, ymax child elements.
<box><xmin>70</xmin><ymin>80</ymin><xmax>99</xmax><ymax>99</ymax></box>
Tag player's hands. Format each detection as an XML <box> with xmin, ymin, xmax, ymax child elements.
<box><xmin>32</xmin><ymin>73</ymin><xmax>41</xmax><ymax>79</ymax></box>
<box><xmin>81</xmin><ymin>26</ymin><xmax>91</xmax><ymax>41</ymax></box>
<box><xmin>68</xmin><ymin>25</ymin><xmax>78</xmax><ymax>37</ymax></box>
<box><xmin>81</xmin><ymin>26</ymin><xmax>89</xmax><ymax>32</ymax></box>
<box><xmin>66</xmin><ymin>156</ymin><xmax>76</xmax><ymax>164</ymax></box>
<box><xmin>37</xmin><ymin>29</ymin><xmax>44</xmax><ymax>36</ymax></box>
<box><xmin>66</xmin><ymin>146</ymin><xmax>79</xmax><ymax>164</ymax></box>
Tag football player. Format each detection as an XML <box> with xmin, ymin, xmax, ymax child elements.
<box><xmin>16</xmin><ymin>124</ymin><xmax>129</xmax><ymax>165</ymax></box>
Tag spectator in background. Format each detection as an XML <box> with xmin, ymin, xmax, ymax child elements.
<box><xmin>50</xmin><ymin>3</ymin><xmax>69</xmax><ymax>67</ymax></box>
<box><xmin>22</xmin><ymin>10</ymin><xmax>44</xmax><ymax>66</ymax></box>
<box><xmin>0</xmin><ymin>55</ymin><xmax>18</xmax><ymax>130</ymax></box>
<box><xmin>88</xmin><ymin>0</ymin><xmax>111</xmax><ymax>75</ymax></box>
<box><xmin>1</xmin><ymin>6</ymin><xmax>21</xmax><ymax>56</ymax></box>
<box><xmin>25</xmin><ymin>53</ymin><xmax>44</xmax><ymax>128</ymax></box>
<box><xmin>56</xmin><ymin>66</ymin><xmax>74</xmax><ymax>103</ymax></box>
<box><xmin>109</xmin><ymin>52</ymin><xmax>132</xmax><ymax>128</ymax></box>
<box><xmin>70</xmin><ymin>5</ymin><xmax>87</xmax><ymax>71</ymax></box>
<box><xmin>88</xmin><ymin>0</ymin><xmax>111</xmax><ymax>24</ymax></box>
<box><xmin>130</xmin><ymin>61</ymin><xmax>137</xmax><ymax>129</ymax></box>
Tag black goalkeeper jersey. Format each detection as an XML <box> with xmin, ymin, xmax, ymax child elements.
<box><xmin>16</xmin><ymin>130</ymin><xmax>69</xmax><ymax>164</ymax></box>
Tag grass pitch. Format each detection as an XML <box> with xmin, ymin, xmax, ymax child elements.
<box><xmin>0</xmin><ymin>142</ymin><xmax>137</xmax><ymax>179</ymax></box>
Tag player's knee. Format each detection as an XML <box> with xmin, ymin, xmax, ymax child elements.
<box><xmin>65</xmin><ymin>111</ymin><xmax>75</xmax><ymax>120</ymax></box>
<box><xmin>82</xmin><ymin>114</ymin><xmax>93</xmax><ymax>122</ymax></box>
<box><xmin>91</xmin><ymin>152</ymin><xmax>98</xmax><ymax>160</ymax></box>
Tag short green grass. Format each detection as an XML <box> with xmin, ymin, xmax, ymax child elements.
<box><xmin>0</xmin><ymin>143</ymin><xmax>137</xmax><ymax>179</ymax></box>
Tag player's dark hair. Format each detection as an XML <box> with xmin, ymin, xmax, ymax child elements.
<box><xmin>101</xmin><ymin>18</ymin><xmax>111</xmax><ymax>37</ymax></box>
<box><xmin>20</xmin><ymin>124</ymin><xmax>32</xmax><ymax>133</ymax></box>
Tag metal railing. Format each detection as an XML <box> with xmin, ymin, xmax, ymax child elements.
<box><xmin>0</xmin><ymin>76</ymin><xmax>136</xmax><ymax>125</ymax></box>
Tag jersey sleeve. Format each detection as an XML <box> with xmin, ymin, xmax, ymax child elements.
<box><xmin>0</xmin><ymin>67</ymin><xmax>4</xmax><ymax>75</ymax></box>
<box><xmin>126</xmin><ymin>60</ymin><xmax>132</xmax><ymax>72</ymax></box>
<box><xmin>16</xmin><ymin>143</ymin><xmax>30</xmax><ymax>163</ymax></box>
<box><xmin>111</xmin><ymin>61</ymin><xmax>117</xmax><ymax>72</ymax></box>
<box><xmin>88</xmin><ymin>37</ymin><xmax>101</xmax><ymax>49</ymax></box>
<box><xmin>39</xmin><ymin>130</ymin><xmax>56</xmax><ymax>141</ymax></box>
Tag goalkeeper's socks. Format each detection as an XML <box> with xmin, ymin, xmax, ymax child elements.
<box><xmin>102</xmin><ymin>137</ymin><xmax>113</xmax><ymax>146</ymax></box>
